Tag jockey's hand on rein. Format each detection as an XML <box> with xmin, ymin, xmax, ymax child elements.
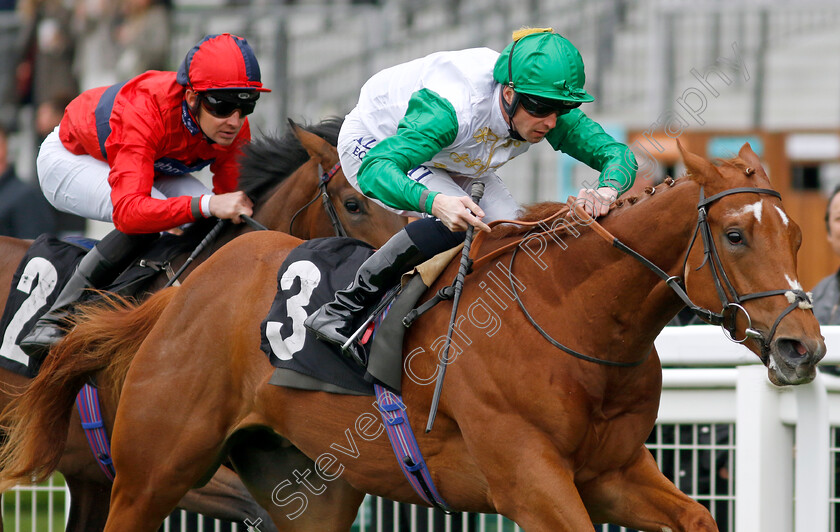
<box><xmin>577</xmin><ymin>186</ymin><xmax>617</xmax><ymax>219</ymax></box>
<box><xmin>209</xmin><ymin>191</ymin><xmax>254</xmax><ymax>223</ymax></box>
<box><xmin>431</xmin><ymin>194</ymin><xmax>491</xmax><ymax>233</ymax></box>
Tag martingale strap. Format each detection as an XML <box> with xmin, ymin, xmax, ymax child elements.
<box><xmin>75</xmin><ymin>383</ymin><xmax>115</xmax><ymax>481</ymax></box>
<box><xmin>373</xmin><ymin>384</ymin><xmax>452</xmax><ymax>513</ymax></box>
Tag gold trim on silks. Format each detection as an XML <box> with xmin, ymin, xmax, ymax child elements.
<box><xmin>450</xmin><ymin>130</ymin><xmax>522</xmax><ymax>177</ymax></box>
<box><xmin>473</xmin><ymin>127</ymin><xmax>499</xmax><ymax>144</ymax></box>
<box><xmin>450</xmin><ymin>152</ymin><xmax>485</xmax><ymax>171</ymax></box>
<box><xmin>432</xmin><ymin>162</ymin><xmax>448</xmax><ymax>169</ymax></box>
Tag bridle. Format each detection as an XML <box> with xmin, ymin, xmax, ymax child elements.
<box><xmin>677</xmin><ymin>186</ymin><xmax>812</xmax><ymax>355</ymax></box>
<box><xmin>505</xmin><ymin>184</ymin><xmax>812</xmax><ymax>367</ymax></box>
<box><xmin>288</xmin><ymin>161</ymin><xmax>348</xmax><ymax>238</ymax></box>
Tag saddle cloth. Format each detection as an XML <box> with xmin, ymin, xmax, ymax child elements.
<box><xmin>0</xmin><ymin>235</ymin><xmax>90</xmax><ymax>376</ymax></box>
<box><xmin>261</xmin><ymin>237</ymin><xmax>379</xmax><ymax>395</ymax></box>
<box><xmin>261</xmin><ymin>237</ymin><xmax>457</xmax><ymax>396</ymax></box>
<box><xmin>0</xmin><ymin>225</ymin><xmax>215</xmax><ymax>377</ymax></box>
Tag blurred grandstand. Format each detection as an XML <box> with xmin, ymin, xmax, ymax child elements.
<box><xmin>179</xmin><ymin>0</ymin><xmax>840</xmax><ymax>289</ymax></box>
<box><xmin>3</xmin><ymin>0</ymin><xmax>840</xmax><ymax>283</ymax></box>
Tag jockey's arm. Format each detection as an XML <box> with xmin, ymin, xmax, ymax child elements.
<box><xmin>356</xmin><ymin>89</ymin><xmax>459</xmax><ymax>215</ymax></box>
<box><xmin>545</xmin><ymin>109</ymin><xmax>638</xmax><ymax>210</ymax></box>
<box><xmin>108</xmin><ymin>145</ymin><xmax>199</xmax><ymax>234</ymax></box>
<box><xmin>109</xmin><ymin>103</ymin><xmax>253</xmax><ymax>233</ymax></box>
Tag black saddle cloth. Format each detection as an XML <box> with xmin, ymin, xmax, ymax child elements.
<box><xmin>260</xmin><ymin>237</ymin><xmax>378</xmax><ymax>395</ymax></box>
<box><xmin>260</xmin><ymin>237</ymin><xmax>434</xmax><ymax>396</ymax></box>
<box><xmin>0</xmin><ymin>225</ymin><xmax>216</xmax><ymax>377</ymax></box>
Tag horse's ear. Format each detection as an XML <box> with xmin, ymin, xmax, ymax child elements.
<box><xmin>288</xmin><ymin>118</ymin><xmax>335</xmax><ymax>164</ymax></box>
<box><xmin>677</xmin><ymin>139</ymin><xmax>717</xmax><ymax>186</ymax></box>
<box><xmin>737</xmin><ymin>143</ymin><xmax>769</xmax><ymax>178</ymax></box>
<box><xmin>738</xmin><ymin>143</ymin><xmax>761</xmax><ymax>166</ymax></box>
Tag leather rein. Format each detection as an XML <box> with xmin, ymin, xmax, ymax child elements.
<box><xmin>288</xmin><ymin>162</ymin><xmax>348</xmax><ymax>238</ymax></box>
<box><xmin>468</xmin><ymin>184</ymin><xmax>812</xmax><ymax>367</ymax></box>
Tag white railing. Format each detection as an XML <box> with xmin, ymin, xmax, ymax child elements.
<box><xmin>656</xmin><ymin>325</ymin><xmax>840</xmax><ymax>532</ymax></box>
<box><xmin>2</xmin><ymin>474</ymin><xmax>69</xmax><ymax>532</ymax></box>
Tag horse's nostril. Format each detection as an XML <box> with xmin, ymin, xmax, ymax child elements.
<box><xmin>777</xmin><ymin>339</ymin><xmax>810</xmax><ymax>362</ymax></box>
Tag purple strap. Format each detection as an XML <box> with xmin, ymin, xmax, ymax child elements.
<box><xmin>374</xmin><ymin>384</ymin><xmax>451</xmax><ymax>512</ymax></box>
<box><xmin>75</xmin><ymin>383</ymin><xmax>115</xmax><ymax>481</ymax></box>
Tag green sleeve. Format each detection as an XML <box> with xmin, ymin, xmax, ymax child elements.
<box><xmin>545</xmin><ymin>109</ymin><xmax>638</xmax><ymax>194</ymax></box>
<box><xmin>357</xmin><ymin>88</ymin><xmax>459</xmax><ymax>214</ymax></box>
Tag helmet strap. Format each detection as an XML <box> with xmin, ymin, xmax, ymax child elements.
<box><xmin>184</xmin><ymin>90</ymin><xmax>216</xmax><ymax>144</ymax></box>
<box><xmin>502</xmin><ymin>39</ymin><xmax>525</xmax><ymax>141</ymax></box>
<box><xmin>500</xmin><ymin>87</ymin><xmax>524</xmax><ymax>141</ymax></box>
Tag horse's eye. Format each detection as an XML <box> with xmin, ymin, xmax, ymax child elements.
<box><xmin>344</xmin><ymin>199</ymin><xmax>361</xmax><ymax>214</ymax></box>
<box><xmin>726</xmin><ymin>230</ymin><xmax>743</xmax><ymax>245</ymax></box>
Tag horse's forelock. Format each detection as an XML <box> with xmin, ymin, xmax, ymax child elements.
<box><xmin>715</xmin><ymin>156</ymin><xmax>772</xmax><ymax>186</ymax></box>
<box><xmin>237</xmin><ymin>117</ymin><xmax>344</xmax><ymax>202</ymax></box>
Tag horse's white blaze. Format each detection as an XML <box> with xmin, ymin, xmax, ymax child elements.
<box><xmin>740</xmin><ymin>200</ymin><xmax>763</xmax><ymax>223</ymax></box>
<box><xmin>774</xmin><ymin>205</ymin><xmax>790</xmax><ymax>227</ymax></box>
<box><xmin>785</xmin><ymin>274</ymin><xmax>803</xmax><ymax>291</ymax></box>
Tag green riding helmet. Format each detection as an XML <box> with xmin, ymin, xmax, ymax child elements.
<box><xmin>493</xmin><ymin>29</ymin><xmax>594</xmax><ymax>104</ymax></box>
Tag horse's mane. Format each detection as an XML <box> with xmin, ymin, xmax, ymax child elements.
<box><xmin>237</xmin><ymin>116</ymin><xmax>344</xmax><ymax>202</ymax></box>
<box><xmin>490</xmin><ymin>174</ymin><xmax>693</xmax><ymax>240</ymax></box>
<box><xmin>490</xmin><ymin>202</ymin><xmax>570</xmax><ymax>239</ymax></box>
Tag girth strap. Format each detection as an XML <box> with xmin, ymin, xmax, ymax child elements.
<box><xmin>75</xmin><ymin>383</ymin><xmax>115</xmax><ymax>481</ymax></box>
<box><xmin>374</xmin><ymin>384</ymin><xmax>451</xmax><ymax>513</ymax></box>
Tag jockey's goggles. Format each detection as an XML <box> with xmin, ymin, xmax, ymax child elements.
<box><xmin>518</xmin><ymin>92</ymin><xmax>581</xmax><ymax>118</ymax></box>
<box><xmin>199</xmin><ymin>90</ymin><xmax>260</xmax><ymax>118</ymax></box>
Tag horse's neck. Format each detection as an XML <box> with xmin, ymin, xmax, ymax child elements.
<box><xmin>598</xmin><ymin>180</ymin><xmax>702</xmax><ymax>328</ymax></box>
<box><xmin>489</xmin><ymin>179</ymin><xmax>701</xmax><ymax>359</ymax></box>
<box><xmin>590</xmin><ymin>178</ymin><xmax>699</xmax><ymax>336</ymax></box>
<box><xmin>603</xmin><ymin>179</ymin><xmax>701</xmax><ymax>275</ymax></box>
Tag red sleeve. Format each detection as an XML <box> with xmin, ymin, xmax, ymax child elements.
<box><xmin>106</xmin><ymin>100</ymin><xmax>196</xmax><ymax>234</ymax></box>
<box><xmin>209</xmin><ymin>120</ymin><xmax>251</xmax><ymax>194</ymax></box>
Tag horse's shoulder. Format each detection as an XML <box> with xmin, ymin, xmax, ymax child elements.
<box><xmin>0</xmin><ymin>235</ymin><xmax>33</xmax><ymax>253</ymax></box>
<box><xmin>224</xmin><ymin>230</ymin><xmax>297</xmax><ymax>247</ymax></box>
<box><xmin>222</xmin><ymin>231</ymin><xmax>303</xmax><ymax>263</ymax></box>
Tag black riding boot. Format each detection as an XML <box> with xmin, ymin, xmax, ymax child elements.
<box><xmin>304</xmin><ymin>230</ymin><xmax>427</xmax><ymax>365</ymax></box>
<box><xmin>19</xmin><ymin>229</ymin><xmax>157</xmax><ymax>359</ymax></box>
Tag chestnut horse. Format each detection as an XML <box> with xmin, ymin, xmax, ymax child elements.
<box><xmin>0</xmin><ymin>118</ymin><xmax>405</xmax><ymax>530</ymax></box>
<box><xmin>1</xmin><ymin>143</ymin><xmax>825</xmax><ymax>531</ymax></box>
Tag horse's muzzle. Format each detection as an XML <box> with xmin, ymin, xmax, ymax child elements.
<box><xmin>766</xmin><ymin>336</ymin><xmax>826</xmax><ymax>385</ymax></box>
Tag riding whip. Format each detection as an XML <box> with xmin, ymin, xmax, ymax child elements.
<box><xmin>425</xmin><ymin>181</ymin><xmax>485</xmax><ymax>432</ymax></box>
<box><xmin>163</xmin><ymin>219</ymin><xmax>228</xmax><ymax>288</ymax></box>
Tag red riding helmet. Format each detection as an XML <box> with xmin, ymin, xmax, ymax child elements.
<box><xmin>176</xmin><ymin>33</ymin><xmax>271</xmax><ymax>93</ymax></box>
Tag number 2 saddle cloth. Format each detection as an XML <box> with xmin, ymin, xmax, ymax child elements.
<box><xmin>0</xmin><ymin>224</ymin><xmax>218</xmax><ymax>377</ymax></box>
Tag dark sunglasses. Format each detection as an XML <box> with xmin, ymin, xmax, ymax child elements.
<box><xmin>199</xmin><ymin>91</ymin><xmax>259</xmax><ymax>118</ymax></box>
<box><xmin>518</xmin><ymin>93</ymin><xmax>581</xmax><ymax>118</ymax></box>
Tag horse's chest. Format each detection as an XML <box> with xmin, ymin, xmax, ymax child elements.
<box><xmin>573</xmin><ymin>399</ymin><xmax>660</xmax><ymax>475</ymax></box>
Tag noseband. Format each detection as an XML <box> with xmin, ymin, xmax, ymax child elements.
<box><xmin>288</xmin><ymin>162</ymin><xmax>348</xmax><ymax>237</ymax></box>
